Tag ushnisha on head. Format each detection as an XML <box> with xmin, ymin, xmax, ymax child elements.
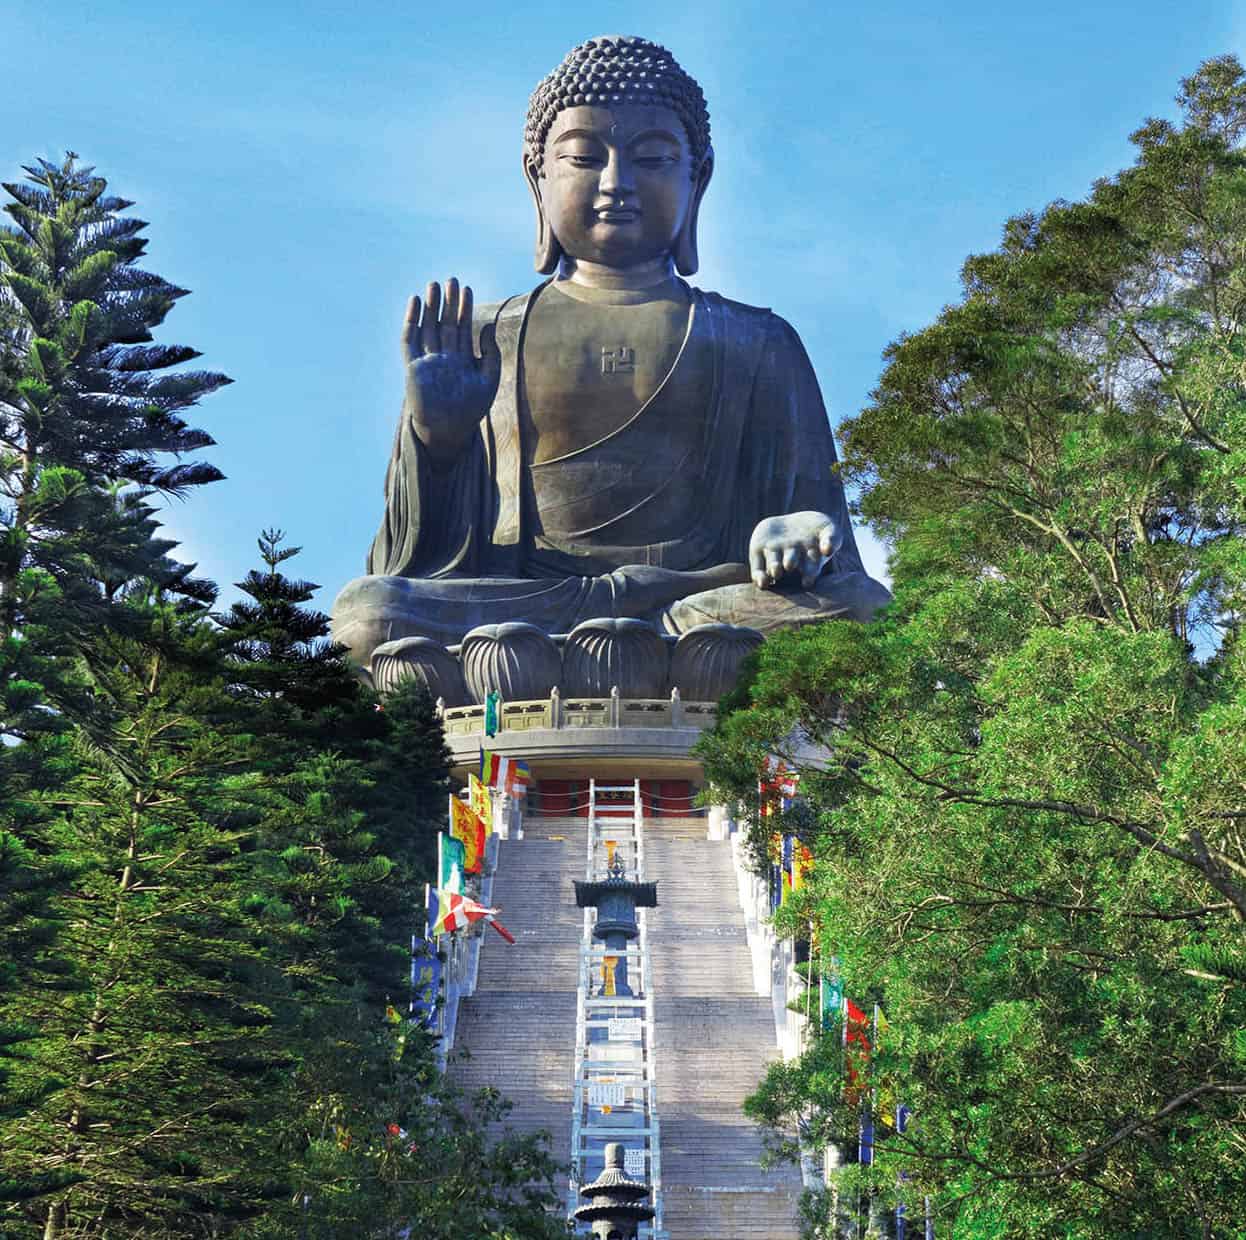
<box><xmin>523</xmin><ymin>35</ymin><xmax>715</xmax><ymax>277</ymax></box>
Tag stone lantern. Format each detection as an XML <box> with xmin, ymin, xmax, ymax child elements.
<box><xmin>572</xmin><ymin>1141</ymin><xmax>656</xmax><ymax>1240</ymax></box>
<box><xmin>574</xmin><ymin>858</ymin><xmax>657</xmax><ymax>997</ymax></box>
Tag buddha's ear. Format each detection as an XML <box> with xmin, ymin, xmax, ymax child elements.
<box><xmin>524</xmin><ymin>156</ymin><xmax>562</xmax><ymax>275</ymax></box>
<box><xmin>674</xmin><ymin>146</ymin><xmax>714</xmax><ymax>277</ymax></box>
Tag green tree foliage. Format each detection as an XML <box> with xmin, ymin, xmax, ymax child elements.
<box><xmin>2</xmin><ymin>598</ymin><xmax>291</xmax><ymax>1237</ymax></box>
<box><xmin>0</xmin><ymin>152</ymin><xmax>563</xmax><ymax>1235</ymax></box>
<box><xmin>2</xmin><ymin>538</ymin><xmax>564</xmax><ymax>1238</ymax></box>
<box><xmin>700</xmin><ymin>56</ymin><xmax>1246</xmax><ymax>1238</ymax></box>
<box><xmin>0</xmin><ymin>153</ymin><xmax>226</xmax><ymax>741</ymax></box>
<box><xmin>214</xmin><ymin>535</ymin><xmax>564</xmax><ymax>1239</ymax></box>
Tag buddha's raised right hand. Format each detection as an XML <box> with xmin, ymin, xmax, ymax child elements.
<box><xmin>403</xmin><ymin>279</ymin><xmax>501</xmax><ymax>464</ymax></box>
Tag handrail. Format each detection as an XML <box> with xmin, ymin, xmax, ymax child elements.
<box><xmin>567</xmin><ymin>775</ymin><xmax>666</xmax><ymax>1238</ymax></box>
<box><xmin>636</xmin><ymin>775</ymin><xmax>664</xmax><ymax>1237</ymax></box>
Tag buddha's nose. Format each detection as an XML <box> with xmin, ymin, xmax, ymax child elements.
<box><xmin>598</xmin><ymin>152</ymin><xmax>636</xmax><ymax>198</ymax></box>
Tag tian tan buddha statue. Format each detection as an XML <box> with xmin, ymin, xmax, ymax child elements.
<box><xmin>332</xmin><ymin>35</ymin><xmax>890</xmax><ymax>698</ymax></box>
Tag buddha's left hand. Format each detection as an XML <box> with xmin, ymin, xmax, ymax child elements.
<box><xmin>749</xmin><ymin>512</ymin><xmax>842</xmax><ymax>590</ymax></box>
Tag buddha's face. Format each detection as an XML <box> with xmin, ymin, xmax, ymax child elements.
<box><xmin>537</xmin><ymin>104</ymin><xmax>698</xmax><ymax>269</ymax></box>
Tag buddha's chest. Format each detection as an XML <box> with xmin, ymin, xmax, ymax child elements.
<box><xmin>520</xmin><ymin>292</ymin><xmax>711</xmax><ymax>464</ymax></box>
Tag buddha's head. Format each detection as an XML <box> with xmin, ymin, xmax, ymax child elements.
<box><xmin>524</xmin><ymin>35</ymin><xmax>713</xmax><ymax>276</ymax></box>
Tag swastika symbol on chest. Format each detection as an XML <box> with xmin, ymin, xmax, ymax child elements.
<box><xmin>600</xmin><ymin>346</ymin><xmax>636</xmax><ymax>375</ymax></box>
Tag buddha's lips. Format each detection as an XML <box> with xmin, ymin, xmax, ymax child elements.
<box><xmin>595</xmin><ymin>207</ymin><xmax>641</xmax><ymax>222</ymax></box>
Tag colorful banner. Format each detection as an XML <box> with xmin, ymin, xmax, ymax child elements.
<box><xmin>480</xmin><ymin>748</ymin><xmax>531</xmax><ymax>795</ymax></box>
<box><xmin>793</xmin><ymin>843</ymin><xmax>813</xmax><ymax>891</ymax></box>
<box><xmin>844</xmin><ymin>996</ymin><xmax>872</xmax><ymax>1104</ymax></box>
<box><xmin>859</xmin><ymin>1110</ymin><xmax>875</xmax><ymax>1166</ymax></box>
<box><xmin>875</xmin><ymin>1005</ymin><xmax>899</xmax><ymax>1126</ymax></box>
<box><xmin>820</xmin><ymin>972</ymin><xmax>843</xmax><ymax>1032</ymax></box>
<box><xmin>425</xmin><ymin>884</ymin><xmax>439</xmax><ymax>939</ymax></box>
<box><xmin>484</xmin><ymin>690</ymin><xmax>500</xmax><ymax>737</ymax></box>
<box><xmin>468</xmin><ymin>772</ymin><xmax>492</xmax><ymax>833</ymax></box>
<box><xmin>438</xmin><ymin>833</ymin><xmax>465</xmax><ymax>898</ymax></box>
<box><xmin>409</xmin><ymin>935</ymin><xmax>441</xmax><ymax>1030</ymax></box>
<box><xmin>434</xmin><ymin>890</ymin><xmax>516</xmax><ymax>941</ymax></box>
<box><xmin>449</xmin><ymin>795</ymin><xmax>486</xmax><ymax>874</ymax></box>
<box><xmin>602</xmin><ymin>955</ymin><xmax>619</xmax><ymax>996</ymax></box>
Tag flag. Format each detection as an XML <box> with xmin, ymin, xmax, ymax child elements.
<box><xmin>760</xmin><ymin>755</ymin><xmax>799</xmax><ymax>810</ymax></box>
<box><xmin>410</xmin><ymin>931</ymin><xmax>441</xmax><ymax>1030</ymax></box>
<box><xmin>434</xmin><ymin>890</ymin><xmax>516</xmax><ymax>942</ymax></box>
<box><xmin>438</xmin><ymin>833</ymin><xmax>465</xmax><ymax>898</ymax></box>
<box><xmin>875</xmin><ymin>1006</ymin><xmax>899</xmax><ymax>1127</ymax></box>
<box><xmin>820</xmin><ymin>971</ymin><xmax>843</xmax><ymax>1032</ymax></box>
<box><xmin>844</xmin><ymin>996</ymin><xmax>872</xmax><ymax>1104</ymax></box>
<box><xmin>450</xmin><ymin>796</ymin><xmax>486</xmax><ymax>874</ymax></box>
<box><xmin>480</xmin><ymin>750</ymin><xmax>532</xmax><ymax>794</ymax></box>
<box><xmin>793</xmin><ymin>844</ymin><xmax>814</xmax><ymax>891</ymax></box>
<box><xmin>780</xmin><ymin>835</ymin><xmax>795</xmax><ymax>906</ymax></box>
<box><xmin>602</xmin><ymin>955</ymin><xmax>618</xmax><ymax>996</ymax></box>
<box><xmin>859</xmin><ymin>1109</ymin><xmax>875</xmax><ymax>1166</ymax></box>
<box><xmin>480</xmin><ymin>748</ymin><xmax>509</xmax><ymax>788</ymax></box>
<box><xmin>484</xmin><ymin>690</ymin><xmax>501</xmax><ymax>737</ymax></box>
<box><xmin>468</xmin><ymin>772</ymin><xmax>493</xmax><ymax>833</ymax></box>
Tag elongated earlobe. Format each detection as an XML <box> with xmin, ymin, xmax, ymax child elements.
<box><xmin>674</xmin><ymin>147</ymin><xmax>714</xmax><ymax>277</ymax></box>
<box><xmin>524</xmin><ymin>157</ymin><xmax>562</xmax><ymax>274</ymax></box>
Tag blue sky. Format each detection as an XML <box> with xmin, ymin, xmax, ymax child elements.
<box><xmin>4</xmin><ymin>0</ymin><xmax>1244</xmax><ymax>609</ymax></box>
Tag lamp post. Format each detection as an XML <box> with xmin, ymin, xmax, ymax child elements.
<box><xmin>573</xmin><ymin>857</ymin><xmax>657</xmax><ymax>997</ymax></box>
<box><xmin>572</xmin><ymin>1142</ymin><xmax>656</xmax><ymax>1240</ymax></box>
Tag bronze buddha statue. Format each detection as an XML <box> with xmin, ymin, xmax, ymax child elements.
<box><xmin>332</xmin><ymin>35</ymin><xmax>889</xmax><ymax>674</ymax></box>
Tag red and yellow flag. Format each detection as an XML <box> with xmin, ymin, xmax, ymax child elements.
<box><xmin>468</xmin><ymin>772</ymin><xmax>493</xmax><ymax>835</ymax></box>
<box><xmin>844</xmin><ymin>997</ymin><xmax>872</xmax><ymax>1104</ymax></box>
<box><xmin>450</xmin><ymin>797</ymin><xmax>486</xmax><ymax>874</ymax></box>
<box><xmin>793</xmin><ymin>844</ymin><xmax>814</xmax><ymax>891</ymax></box>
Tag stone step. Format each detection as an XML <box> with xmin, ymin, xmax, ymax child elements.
<box><xmin>450</xmin><ymin>810</ymin><xmax>799</xmax><ymax>1240</ymax></box>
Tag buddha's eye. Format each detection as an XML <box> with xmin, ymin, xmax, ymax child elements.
<box><xmin>561</xmin><ymin>154</ymin><xmax>604</xmax><ymax>169</ymax></box>
<box><xmin>635</xmin><ymin>155</ymin><xmax>677</xmax><ymax>170</ymax></box>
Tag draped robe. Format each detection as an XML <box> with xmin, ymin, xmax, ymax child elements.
<box><xmin>334</xmin><ymin>280</ymin><xmax>888</xmax><ymax>658</ymax></box>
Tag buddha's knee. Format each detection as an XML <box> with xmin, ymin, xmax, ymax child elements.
<box><xmin>664</xmin><ymin>570</ymin><xmax>892</xmax><ymax>633</ymax></box>
<box><xmin>330</xmin><ymin>574</ymin><xmax>430</xmax><ymax>668</ymax></box>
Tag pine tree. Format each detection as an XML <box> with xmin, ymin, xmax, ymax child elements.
<box><xmin>217</xmin><ymin>535</ymin><xmax>563</xmax><ymax>1238</ymax></box>
<box><xmin>0</xmin><ymin>597</ymin><xmax>291</xmax><ymax>1238</ymax></box>
<box><xmin>0</xmin><ymin>153</ymin><xmax>226</xmax><ymax>739</ymax></box>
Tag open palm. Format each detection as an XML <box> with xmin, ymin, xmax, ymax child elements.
<box><xmin>403</xmin><ymin>278</ymin><xmax>500</xmax><ymax>463</ymax></box>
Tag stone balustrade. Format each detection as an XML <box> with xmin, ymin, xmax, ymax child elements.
<box><xmin>440</xmin><ymin>689</ymin><xmax>717</xmax><ymax>739</ymax></box>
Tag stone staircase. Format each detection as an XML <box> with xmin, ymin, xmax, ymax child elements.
<box><xmin>450</xmin><ymin>823</ymin><xmax>583</xmax><ymax>1161</ymax></box>
<box><xmin>451</xmin><ymin>815</ymin><xmax>802</xmax><ymax>1240</ymax></box>
<box><xmin>645</xmin><ymin>818</ymin><xmax>803</xmax><ymax>1240</ymax></box>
